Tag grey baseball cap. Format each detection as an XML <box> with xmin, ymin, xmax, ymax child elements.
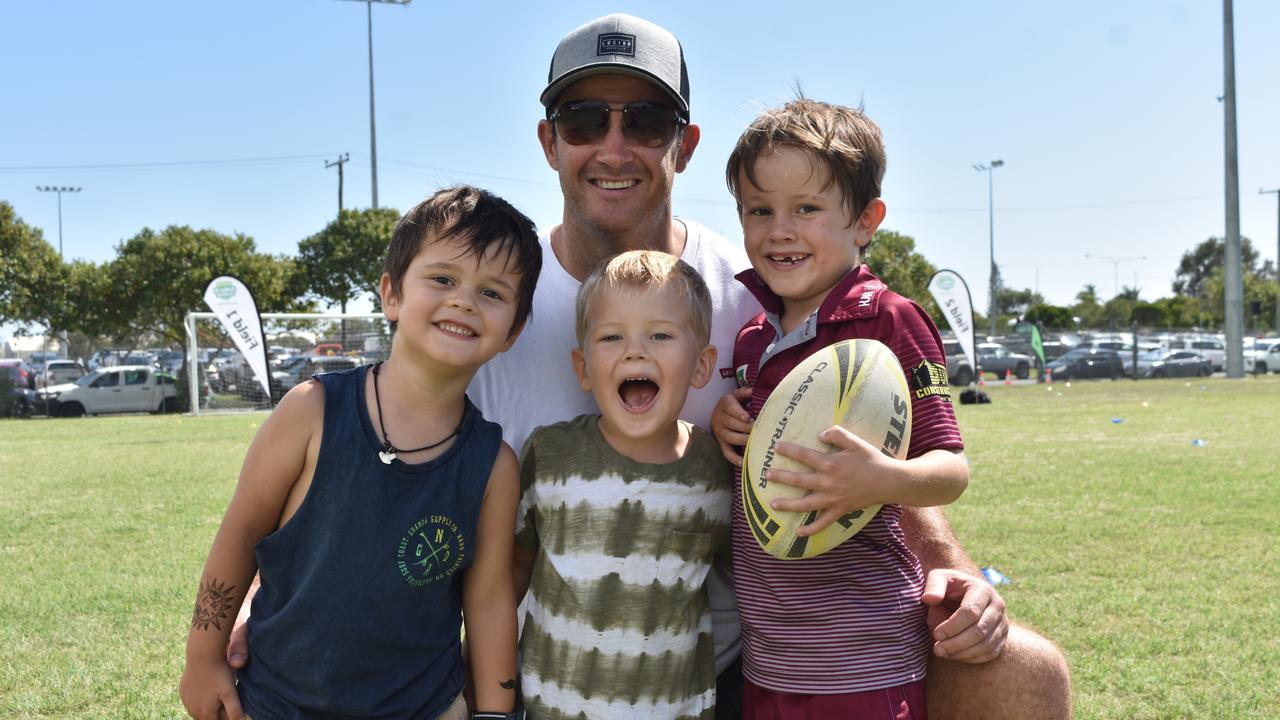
<box><xmin>541</xmin><ymin>13</ymin><xmax>690</xmax><ymax>118</ymax></box>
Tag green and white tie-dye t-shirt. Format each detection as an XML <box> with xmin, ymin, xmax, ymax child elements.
<box><xmin>515</xmin><ymin>414</ymin><xmax>732</xmax><ymax>720</ymax></box>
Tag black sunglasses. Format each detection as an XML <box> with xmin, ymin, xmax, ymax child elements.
<box><xmin>548</xmin><ymin>100</ymin><xmax>687</xmax><ymax>149</ymax></box>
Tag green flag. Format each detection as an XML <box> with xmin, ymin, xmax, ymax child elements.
<box><xmin>1014</xmin><ymin>320</ymin><xmax>1046</xmax><ymax>368</ymax></box>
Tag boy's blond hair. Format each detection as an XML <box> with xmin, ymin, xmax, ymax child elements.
<box><xmin>725</xmin><ymin>97</ymin><xmax>886</xmax><ymax>226</ymax></box>
<box><xmin>575</xmin><ymin>250</ymin><xmax>713</xmax><ymax>349</ymax></box>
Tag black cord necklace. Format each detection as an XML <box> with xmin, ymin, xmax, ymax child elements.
<box><xmin>371</xmin><ymin>362</ymin><xmax>463</xmax><ymax>464</ymax></box>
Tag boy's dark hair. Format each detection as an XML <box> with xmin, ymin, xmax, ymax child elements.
<box><xmin>383</xmin><ymin>185</ymin><xmax>541</xmax><ymax>337</ymax></box>
<box><xmin>725</xmin><ymin>97</ymin><xmax>886</xmax><ymax>224</ymax></box>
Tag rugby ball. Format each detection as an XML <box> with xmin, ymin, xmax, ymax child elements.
<box><xmin>742</xmin><ymin>338</ymin><xmax>911</xmax><ymax>560</ymax></box>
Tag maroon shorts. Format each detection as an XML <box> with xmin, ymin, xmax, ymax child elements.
<box><xmin>743</xmin><ymin>677</ymin><xmax>927</xmax><ymax>720</ymax></box>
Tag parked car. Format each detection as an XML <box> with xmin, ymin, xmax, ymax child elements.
<box><xmin>215</xmin><ymin>354</ymin><xmax>249</xmax><ymax>390</ymax></box>
<box><xmin>27</xmin><ymin>351</ymin><xmax>61</xmax><ymax>376</ymax></box>
<box><xmin>270</xmin><ymin>355</ymin><xmax>361</xmax><ymax>398</ymax></box>
<box><xmin>38</xmin><ymin>365</ymin><xmax>178</xmax><ymax>417</ymax></box>
<box><xmin>156</xmin><ymin>350</ymin><xmax>185</xmax><ymax>373</ymax></box>
<box><xmin>1046</xmin><ymin>348</ymin><xmax>1124</xmax><ymax>380</ymax></box>
<box><xmin>941</xmin><ymin>340</ymin><xmax>975</xmax><ymax>386</ymax></box>
<box><xmin>1243</xmin><ymin>338</ymin><xmax>1280</xmax><ymax>374</ymax></box>
<box><xmin>1138</xmin><ymin>351</ymin><xmax>1212</xmax><ymax>378</ymax></box>
<box><xmin>3</xmin><ymin>365</ymin><xmax>37</xmax><ymax>416</ymax></box>
<box><xmin>1097</xmin><ymin>343</ymin><xmax>1133</xmax><ymax>376</ymax></box>
<box><xmin>38</xmin><ymin>359</ymin><xmax>88</xmax><ymax>387</ymax></box>
<box><xmin>1167</xmin><ymin>336</ymin><xmax>1226</xmax><ymax>372</ymax></box>
<box><xmin>0</xmin><ymin>358</ymin><xmax>33</xmax><ymax>389</ymax></box>
<box><xmin>976</xmin><ymin>343</ymin><xmax>1034</xmax><ymax>380</ymax></box>
<box><xmin>122</xmin><ymin>351</ymin><xmax>158</xmax><ymax>368</ymax></box>
<box><xmin>1266</xmin><ymin>342</ymin><xmax>1280</xmax><ymax>375</ymax></box>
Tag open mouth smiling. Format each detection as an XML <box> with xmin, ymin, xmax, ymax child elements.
<box><xmin>618</xmin><ymin>376</ymin><xmax>659</xmax><ymax>412</ymax></box>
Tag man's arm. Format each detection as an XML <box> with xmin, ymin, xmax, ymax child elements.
<box><xmin>900</xmin><ymin>505</ymin><xmax>977</xmax><ymax>575</ymax></box>
<box><xmin>225</xmin><ymin>575</ymin><xmax>258</xmax><ymax>669</ymax></box>
<box><xmin>902</xmin><ymin>506</ymin><xmax>1009</xmax><ymax>663</ymax></box>
<box><xmin>767</xmin><ymin>435</ymin><xmax>1007</xmax><ymax>664</ymax></box>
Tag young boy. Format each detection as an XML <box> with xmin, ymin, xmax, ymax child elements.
<box><xmin>180</xmin><ymin>185</ymin><xmax>541</xmax><ymax>720</ymax></box>
<box><xmin>712</xmin><ymin>99</ymin><xmax>969</xmax><ymax>718</ymax></box>
<box><xmin>513</xmin><ymin>251</ymin><xmax>732</xmax><ymax>719</ymax></box>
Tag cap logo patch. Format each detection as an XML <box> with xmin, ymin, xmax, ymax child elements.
<box><xmin>597</xmin><ymin>33</ymin><xmax>636</xmax><ymax>57</ymax></box>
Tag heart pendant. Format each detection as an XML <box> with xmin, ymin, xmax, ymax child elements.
<box><xmin>379</xmin><ymin>450</ymin><xmax>396</xmax><ymax>464</ymax></box>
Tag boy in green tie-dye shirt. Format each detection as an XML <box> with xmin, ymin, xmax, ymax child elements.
<box><xmin>513</xmin><ymin>251</ymin><xmax>732</xmax><ymax>719</ymax></box>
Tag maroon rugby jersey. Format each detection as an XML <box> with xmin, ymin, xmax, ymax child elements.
<box><xmin>730</xmin><ymin>265</ymin><xmax>964</xmax><ymax>694</ymax></box>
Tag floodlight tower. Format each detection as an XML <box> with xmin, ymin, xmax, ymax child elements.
<box><xmin>974</xmin><ymin>160</ymin><xmax>1004</xmax><ymax>337</ymax></box>
<box><xmin>1262</xmin><ymin>188</ymin><xmax>1279</xmax><ymax>333</ymax></box>
<box><xmin>35</xmin><ymin>186</ymin><xmax>81</xmax><ymax>258</ymax></box>
<box><xmin>335</xmin><ymin>0</ymin><xmax>412</xmax><ymax>209</ymax></box>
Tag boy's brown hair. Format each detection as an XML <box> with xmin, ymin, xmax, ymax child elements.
<box><xmin>725</xmin><ymin>97</ymin><xmax>886</xmax><ymax>223</ymax></box>
<box><xmin>383</xmin><ymin>185</ymin><xmax>542</xmax><ymax>337</ymax></box>
<box><xmin>575</xmin><ymin>250</ymin><xmax>712</xmax><ymax>349</ymax></box>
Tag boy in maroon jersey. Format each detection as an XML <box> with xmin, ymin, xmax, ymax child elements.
<box><xmin>712</xmin><ymin>98</ymin><xmax>969</xmax><ymax>719</ymax></box>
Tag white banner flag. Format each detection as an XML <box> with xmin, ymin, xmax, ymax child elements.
<box><xmin>928</xmin><ymin>269</ymin><xmax>977</xmax><ymax>372</ymax></box>
<box><xmin>203</xmin><ymin>275</ymin><xmax>271</xmax><ymax>402</ymax></box>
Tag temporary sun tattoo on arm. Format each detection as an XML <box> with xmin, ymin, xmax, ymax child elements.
<box><xmin>191</xmin><ymin>578</ymin><xmax>238</xmax><ymax>631</ymax></box>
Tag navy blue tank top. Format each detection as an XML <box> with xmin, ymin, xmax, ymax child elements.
<box><xmin>237</xmin><ymin>365</ymin><xmax>502</xmax><ymax>719</ymax></box>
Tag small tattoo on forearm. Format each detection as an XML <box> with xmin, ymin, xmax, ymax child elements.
<box><xmin>191</xmin><ymin>578</ymin><xmax>237</xmax><ymax>631</ymax></box>
<box><xmin>500</xmin><ymin>678</ymin><xmax>516</xmax><ymax>690</ymax></box>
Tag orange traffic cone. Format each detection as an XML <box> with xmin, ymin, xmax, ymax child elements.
<box><xmin>1004</xmin><ymin>369</ymin><xmax>1014</xmax><ymax>386</ymax></box>
<box><xmin>978</xmin><ymin>372</ymin><xmax>986</xmax><ymax>387</ymax></box>
<box><xmin>1046</xmin><ymin>367</ymin><xmax>1053</xmax><ymax>384</ymax></box>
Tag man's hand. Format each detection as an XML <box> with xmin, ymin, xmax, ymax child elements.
<box><xmin>766</xmin><ymin>426</ymin><xmax>893</xmax><ymax>536</ymax></box>
<box><xmin>225</xmin><ymin>575</ymin><xmax>257</xmax><ymax>669</ymax></box>
<box><xmin>921</xmin><ymin>569</ymin><xmax>1008</xmax><ymax>664</ymax></box>
<box><xmin>225</xmin><ymin>617</ymin><xmax>249</xmax><ymax>669</ymax></box>
<box><xmin>710</xmin><ymin>386</ymin><xmax>753</xmax><ymax>467</ymax></box>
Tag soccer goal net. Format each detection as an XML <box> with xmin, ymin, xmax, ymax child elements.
<box><xmin>183</xmin><ymin>312</ymin><xmax>390</xmax><ymax>415</ymax></box>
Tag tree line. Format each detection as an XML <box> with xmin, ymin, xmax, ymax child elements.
<box><xmin>3</xmin><ymin>199</ymin><xmax>1277</xmax><ymax>356</ymax></box>
<box><xmin>1</xmin><ymin>201</ymin><xmax>398</xmax><ymax>352</ymax></box>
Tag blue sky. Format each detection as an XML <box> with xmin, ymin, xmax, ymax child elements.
<box><xmin>3</xmin><ymin>1</ymin><xmax>1278</xmax><ymax>314</ymax></box>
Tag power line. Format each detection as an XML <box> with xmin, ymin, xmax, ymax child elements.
<box><xmin>0</xmin><ymin>154</ymin><xmax>339</xmax><ymax>174</ymax></box>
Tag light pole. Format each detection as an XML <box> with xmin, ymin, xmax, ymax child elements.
<box><xmin>1262</xmin><ymin>188</ymin><xmax>1279</xmax><ymax>333</ymax></box>
<box><xmin>335</xmin><ymin>0</ymin><xmax>411</xmax><ymax>210</ymax></box>
<box><xmin>974</xmin><ymin>160</ymin><xmax>1004</xmax><ymax>337</ymax></box>
<box><xmin>1085</xmin><ymin>254</ymin><xmax>1148</xmax><ymax>299</ymax></box>
<box><xmin>36</xmin><ymin>186</ymin><xmax>81</xmax><ymax>258</ymax></box>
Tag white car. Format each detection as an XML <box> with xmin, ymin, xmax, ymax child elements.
<box><xmin>38</xmin><ymin>365</ymin><xmax>178</xmax><ymax>417</ymax></box>
<box><xmin>1168</xmin><ymin>336</ymin><xmax>1226</xmax><ymax>372</ymax></box>
<box><xmin>1247</xmin><ymin>338</ymin><xmax>1280</xmax><ymax>374</ymax></box>
<box><xmin>36</xmin><ymin>359</ymin><xmax>88</xmax><ymax>388</ymax></box>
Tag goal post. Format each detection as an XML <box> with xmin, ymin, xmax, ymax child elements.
<box><xmin>184</xmin><ymin>311</ymin><xmax>390</xmax><ymax>415</ymax></box>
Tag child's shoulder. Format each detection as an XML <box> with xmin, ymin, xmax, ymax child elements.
<box><xmin>525</xmin><ymin>413</ymin><xmax>597</xmax><ymax>449</ymax></box>
<box><xmin>275</xmin><ymin>376</ymin><xmax>327</xmax><ymax>418</ymax></box>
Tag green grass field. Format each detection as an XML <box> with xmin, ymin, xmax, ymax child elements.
<box><xmin>1</xmin><ymin>376</ymin><xmax>1278</xmax><ymax>718</ymax></box>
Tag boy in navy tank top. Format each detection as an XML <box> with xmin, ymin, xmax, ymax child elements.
<box><xmin>181</xmin><ymin>185</ymin><xmax>542</xmax><ymax>720</ymax></box>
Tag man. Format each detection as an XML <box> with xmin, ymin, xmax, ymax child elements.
<box><xmin>471</xmin><ymin>13</ymin><xmax>1071</xmax><ymax>720</ymax></box>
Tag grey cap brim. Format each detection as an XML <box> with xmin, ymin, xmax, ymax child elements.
<box><xmin>540</xmin><ymin>64</ymin><xmax>688</xmax><ymax>116</ymax></box>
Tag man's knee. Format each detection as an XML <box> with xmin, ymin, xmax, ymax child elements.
<box><xmin>926</xmin><ymin>623</ymin><xmax>1071</xmax><ymax>720</ymax></box>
